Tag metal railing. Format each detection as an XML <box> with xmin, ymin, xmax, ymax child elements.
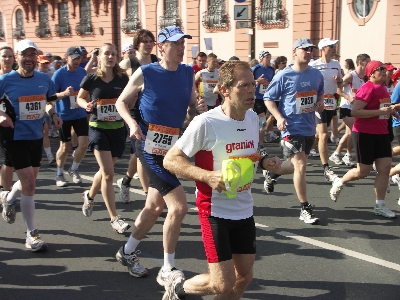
<box><xmin>159</xmin><ymin>5</ymin><xmax>182</xmax><ymax>29</ymax></box>
<box><xmin>12</xmin><ymin>28</ymin><xmax>25</xmax><ymax>39</ymax></box>
<box><xmin>35</xmin><ymin>25</ymin><xmax>51</xmax><ymax>38</ymax></box>
<box><xmin>55</xmin><ymin>24</ymin><xmax>71</xmax><ymax>37</ymax></box>
<box><xmin>0</xmin><ymin>29</ymin><xmax>4</xmax><ymax>40</ymax></box>
<box><xmin>121</xmin><ymin>13</ymin><xmax>141</xmax><ymax>34</ymax></box>
<box><xmin>256</xmin><ymin>0</ymin><xmax>287</xmax><ymax>29</ymax></box>
<box><xmin>75</xmin><ymin>22</ymin><xmax>94</xmax><ymax>35</ymax></box>
<box><xmin>202</xmin><ymin>1</ymin><xmax>228</xmax><ymax>31</ymax></box>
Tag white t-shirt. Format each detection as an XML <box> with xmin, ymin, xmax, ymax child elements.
<box><xmin>175</xmin><ymin>106</ymin><xmax>259</xmax><ymax>220</ymax></box>
<box><xmin>199</xmin><ymin>69</ymin><xmax>219</xmax><ymax>106</ymax></box>
<box><xmin>309</xmin><ymin>59</ymin><xmax>342</xmax><ymax>110</ymax></box>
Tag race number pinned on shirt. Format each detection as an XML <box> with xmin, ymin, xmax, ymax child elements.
<box><xmin>379</xmin><ymin>98</ymin><xmax>391</xmax><ymax>120</ymax></box>
<box><xmin>295</xmin><ymin>90</ymin><xmax>316</xmax><ymax>114</ymax></box>
<box><xmin>324</xmin><ymin>94</ymin><xmax>336</xmax><ymax>110</ymax></box>
<box><xmin>259</xmin><ymin>80</ymin><xmax>270</xmax><ymax>94</ymax></box>
<box><xmin>144</xmin><ymin>123</ymin><xmax>180</xmax><ymax>156</ymax></box>
<box><xmin>204</xmin><ymin>80</ymin><xmax>218</xmax><ymax>94</ymax></box>
<box><xmin>351</xmin><ymin>88</ymin><xmax>358</xmax><ymax>98</ymax></box>
<box><xmin>18</xmin><ymin>94</ymin><xmax>46</xmax><ymax>120</ymax></box>
<box><xmin>96</xmin><ymin>98</ymin><xmax>121</xmax><ymax>121</ymax></box>
<box><xmin>69</xmin><ymin>92</ymin><xmax>79</xmax><ymax>109</ymax></box>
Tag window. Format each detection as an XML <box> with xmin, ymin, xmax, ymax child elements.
<box><xmin>35</xmin><ymin>5</ymin><xmax>51</xmax><ymax>38</ymax></box>
<box><xmin>256</xmin><ymin>0</ymin><xmax>286</xmax><ymax>29</ymax></box>
<box><xmin>56</xmin><ymin>2</ymin><xmax>70</xmax><ymax>36</ymax></box>
<box><xmin>0</xmin><ymin>12</ymin><xmax>4</xmax><ymax>40</ymax></box>
<box><xmin>348</xmin><ymin>0</ymin><xmax>379</xmax><ymax>26</ymax></box>
<box><xmin>121</xmin><ymin>0</ymin><xmax>141</xmax><ymax>34</ymax></box>
<box><xmin>353</xmin><ymin>0</ymin><xmax>374</xmax><ymax>17</ymax></box>
<box><xmin>159</xmin><ymin>0</ymin><xmax>181</xmax><ymax>28</ymax></box>
<box><xmin>13</xmin><ymin>9</ymin><xmax>25</xmax><ymax>39</ymax></box>
<box><xmin>202</xmin><ymin>0</ymin><xmax>228</xmax><ymax>31</ymax></box>
<box><xmin>76</xmin><ymin>0</ymin><xmax>93</xmax><ymax>35</ymax></box>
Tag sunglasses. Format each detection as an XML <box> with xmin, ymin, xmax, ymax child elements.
<box><xmin>299</xmin><ymin>47</ymin><xmax>314</xmax><ymax>52</ymax></box>
<box><xmin>374</xmin><ymin>66</ymin><xmax>387</xmax><ymax>72</ymax></box>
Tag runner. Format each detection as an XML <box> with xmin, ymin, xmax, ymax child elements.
<box><xmin>162</xmin><ymin>60</ymin><xmax>281</xmax><ymax>300</ymax></box>
<box><xmin>330</xmin><ymin>54</ymin><xmax>371</xmax><ymax>167</ymax></box>
<box><xmin>309</xmin><ymin>38</ymin><xmax>342</xmax><ymax>181</ymax></box>
<box><xmin>192</xmin><ymin>52</ymin><xmax>207</xmax><ymax>75</ymax></box>
<box><xmin>121</xmin><ymin>43</ymin><xmax>135</xmax><ymax>60</ymax></box>
<box><xmin>195</xmin><ymin>53</ymin><xmax>220</xmax><ymax>110</ymax></box>
<box><xmin>117</xmin><ymin>29</ymin><xmax>157</xmax><ymax>203</ymax></box>
<box><xmin>264</xmin><ymin>38</ymin><xmax>325</xmax><ymax>224</ymax></box>
<box><xmin>330</xmin><ymin>61</ymin><xmax>398</xmax><ymax>218</ymax></box>
<box><xmin>52</xmin><ymin>46</ymin><xmax>88</xmax><ymax>187</ymax></box>
<box><xmin>252</xmin><ymin>50</ymin><xmax>275</xmax><ymax>151</ymax></box>
<box><xmin>114</xmin><ymin>25</ymin><xmax>206</xmax><ymax>279</ymax></box>
<box><xmin>77</xmin><ymin>43</ymin><xmax>131</xmax><ymax>233</ymax></box>
<box><xmin>0</xmin><ymin>40</ymin><xmax>62</xmax><ymax>250</ymax></box>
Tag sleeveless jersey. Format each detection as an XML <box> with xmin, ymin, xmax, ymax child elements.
<box><xmin>341</xmin><ymin>70</ymin><xmax>365</xmax><ymax>109</ymax></box>
<box><xmin>199</xmin><ymin>69</ymin><xmax>218</xmax><ymax>106</ymax></box>
<box><xmin>176</xmin><ymin>107</ymin><xmax>259</xmax><ymax>220</ymax></box>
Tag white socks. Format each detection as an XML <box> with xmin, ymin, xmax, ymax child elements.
<box><xmin>124</xmin><ymin>235</ymin><xmax>141</xmax><ymax>254</ymax></box>
<box><xmin>20</xmin><ymin>194</ymin><xmax>35</xmax><ymax>235</ymax></box>
<box><xmin>163</xmin><ymin>252</ymin><xmax>175</xmax><ymax>271</ymax></box>
<box><xmin>7</xmin><ymin>180</ymin><xmax>22</xmax><ymax>203</ymax></box>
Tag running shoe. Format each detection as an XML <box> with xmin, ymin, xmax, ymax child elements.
<box><xmin>47</xmin><ymin>154</ymin><xmax>56</xmax><ymax>165</ymax></box>
<box><xmin>68</xmin><ymin>167</ymin><xmax>82</xmax><ymax>184</ymax></box>
<box><xmin>25</xmin><ymin>229</ymin><xmax>47</xmax><ymax>252</ymax></box>
<box><xmin>328</xmin><ymin>153</ymin><xmax>343</xmax><ymax>165</ymax></box>
<box><xmin>330</xmin><ymin>177</ymin><xmax>343</xmax><ymax>202</ymax></box>
<box><xmin>111</xmin><ymin>216</ymin><xmax>131</xmax><ymax>233</ymax></box>
<box><xmin>309</xmin><ymin>149</ymin><xmax>320</xmax><ymax>157</ymax></box>
<box><xmin>342</xmin><ymin>154</ymin><xmax>355</xmax><ymax>167</ymax></box>
<box><xmin>55</xmin><ymin>174</ymin><xmax>68</xmax><ymax>187</ymax></box>
<box><xmin>257</xmin><ymin>145</ymin><xmax>268</xmax><ymax>157</ymax></box>
<box><xmin>263</xmin><ymin>135</ymin><xmax>272</xmax><ymax>143</ymax></box>
<box><xmin>263</xmin><ymin>170</ymin><xmax>277</xmax><ymax>194</ymax></box>
<box><xmin>162</xmin><ymin>268</ymin><xmax>186</xmax><ymax>300</ymax></box>
<box><xmin>82</xmin><ymin>190</ymin><xmax>94</xmax><ymax>217</ymax></box>
<box><xmin>1</xmin><ymin>191</ymin><xmax>16</xmax><ymax>224</ymax></box>
<box><xmin>299</xmin><ymin>204</ymin><xmax>319</xmax><ymax>224</ymax></box>
<box><xmin>117</xmin><ymin>178</ymin><xmax>130</xmax><ymax>203</ymax></box>
<box><xmin>373</xmin><ymin>204</ymin><xmax>396</xmax><ymax>218</ymax></box>
<box><xmin>324</xmin><ymin>167</ymin><xmax>337</xmax><ymax>182</ymax></box>
<box><xmin>391</xmin><ymin>174</ymin><xmax>400</xmax><ymax>190</ymax></box>
<box><xmin>133</xmin><ymin>172</ymin><xmax>140</xmax><ymax>180</ymax></box>
<box><xmin>372</xmin><ymin>162</ymin><xmax>376</xmax><ymax>172</ymax></box>
<box><xmin>157</xmin><ymin>266</ymin><xmax>185</xmax><ymax>287</ymax></box>
<box><xmin>115</xmin><ymin>246</ymin><xmax>148</xmax><ymax>277</ymax></box>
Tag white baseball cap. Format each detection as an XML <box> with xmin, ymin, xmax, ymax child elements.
<box><xmin>122</xmin><ymin>43</ymin><xmax>133</xmax><ymax>53</ymax></box>
<box><xmin>15</xmin><ymin>40</ymin><xmax>38</xmax><ymax>53</ymax></box>
<box><xmin>318</xmin><ymin>38</ymin><xmax>339</xmax><ymax>50</ymax></box>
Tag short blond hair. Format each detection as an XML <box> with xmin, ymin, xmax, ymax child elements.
<box><xmin>218</xmin><ymin>61</ymin><xmax>251</xmax><ymax>89</ymax></box>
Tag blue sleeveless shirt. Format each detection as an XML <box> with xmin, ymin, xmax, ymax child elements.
<box><xmin>139</xmin><ymin>62</ymin><xmax>193</xmax><ymax>129</ymax></box>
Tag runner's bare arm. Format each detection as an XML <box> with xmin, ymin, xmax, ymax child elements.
<box><xmin>164</xmin><ymin>145</ymin><xmax>226</xmax><ymax>192</ymax></box>
<box><xmin>315</xmin><ymin>93</ymin><xmax>324</xmax><ymax>112</ymax></box>
<box><xmin>116</xmin><ymin>67</ymin><xmax>145</xmax><ymax>140</ymax></box>
<box><xmin>77</xmin><ymin>89</ymin><xmax>94</xmax><ymax>112</ymax></box>
<box><xmin>265</xmin><ymin>99</ymin><xmax>287</xmax><ymax>130</ymax></box>
<box><xmin>45</xmin><ymin>102</ymin><xmax>62</xmax><ymax>129</ymax></box>
<box><xmin>119</xmin><ymin>59</ymin><xmax>133</xmax><ymax>77</ymax></box>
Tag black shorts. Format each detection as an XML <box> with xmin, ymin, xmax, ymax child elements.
<box><xmin>253</xmin><ymin>99</ymin><xmax>267</xmax><ymax>115</ymax></box>
<box><xmin>352</xmin><ymin>132</ymin><xmax>392</xmax><ymax>165</ymax></box>
<box><xmin>339</xmin><ymin>107</ymin><xmax>352</xmax><ymax>119</ymax></box>
<box><xmin>282</xmin><ymin>135</ymin><xmax>315</xmax><ymax>157</ymax></box>
<box><xmin>198</xmin><ymin>214</ymin><xmax>256</xmax><ymax>263</ymax></box>
<box><xmin>88</xmin><ymin>126</ymin><xmax>126</xmax><ymax>158</ymax></box>
<box><xmin>135</xmin><ymin>139</ymin><xmax>180</xmax><ymax>196</ymax></box>
<box><xmin>315</xmin><ymin>109</ymin><xmax>336</xmax><ymax>127</ymax></box>
<box><xmin>2</xmin><ymin>139</ymin><xmax>43</xmax><ymax>170</ymax></box>
<box><xmin>130</xmin><ymin>138</ymin><xmax>136</xmax><ymax>155</ymax></box>
<box><xmin>58</xmin><ymin>117</ymin><xmax>89</xmax><ymax>142</ymax></box>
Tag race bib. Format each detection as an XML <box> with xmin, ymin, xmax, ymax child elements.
<box><xmin>259</xmin><ymin>80</ymin><xmax>270</xmax><ymax>94</ymax></box>
<box><xmin>204</xmin><ymin>80</ymin><xmax>218</xmax><ymax>94</ymax></box>
<box><xmin>18</xmin><ymin>94</ymin><xmax>46</xmax><ymax>120</ymax></box>
<box><xmin>295</xmin><ymin>90</ymin><xmax>316</xmax><ymax>114</ymax></box>
<box><xmin>379</xmin><ymin>98</ymin><xmax>391</xmax><ymax>120</ymax></box>
<box><xmin>96</xmin><ymin>98</ymin><xmax>121</xmax><ymax>121</ymax></box>
<box><xmin>324</xmin><ymin>94</ymin><xmax>336</xmax><ymax>110</ymax></box>
<box><xmin>69</xmin><ymin>92</ymin><xmax>79</xmax><ymax>109</ymax></box>
<box><xmin>351</xmin><ymin>88</ymin><xmax>358</xmax><ymax>98</ymax></box>
<box><xmin>144</xmin><ymin>123</ymin><xmax>180</xmax><ymax>156</ymax></box>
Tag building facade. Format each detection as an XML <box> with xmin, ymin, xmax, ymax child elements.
<box><xmin>0</xmin><ymin>0</ymin><xmax>399</xmax><ymax>67</ymax></box>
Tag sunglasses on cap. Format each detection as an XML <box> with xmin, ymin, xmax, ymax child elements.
<box><xmin>374</xmin><ymin>66</ymin><xmax>387</xmax><ymax>72</ymax></box>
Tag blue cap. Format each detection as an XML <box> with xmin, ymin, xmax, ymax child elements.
<box><xmin>158</xmin><ymin>26</ymin><xmax>192</xmax><ymax>43</ymax></box>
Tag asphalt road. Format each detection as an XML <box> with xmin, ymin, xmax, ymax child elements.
<box><xmin>1</xmin><ymin>137</ymin><xmax>400</xmax><ymax>300</ymax></box>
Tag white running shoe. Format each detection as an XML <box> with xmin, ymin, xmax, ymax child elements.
<box><xmin>115</xmin><ymin>246</ymin><xmax>148</xmax><ymax>277</ymax></box>
<box><xmin>324</xmin><ymin>167</ymin><xmax>338</xmax><ymax>182</ymax></box>
<box><xmin>309</xmin><ymin>149</ymin><xmax>320</xmax><ymax>157</ymax></box>
<box><xmin>82</xmin><ymin>190</ymin><xmax>94</xmax><ymax>217</ymax></box>
<box><xmin>162</xmin><ymin>268</ymin><xmax>186</xmax><ymax>300</ymax></box>
<box><xmin>157</xmin><ymin>266</ymin><xmax>185</xmax><ymax>287</ymax></box>
<box><xmin>1</xmin><ymin>191</ymin><xmax>16</xmax><ymax>224</ymax></box>
<box><xmin>25</xmin><ymin>229</ymin><xmax>47</xmax><ymax>252</ymax></box>
<box><xmin>47</xmin><ymin>154</ymin><xmax>56</xmax><ymax>165</ymax></box>
<box><xmin>299</xmin><ymin>204</ymin><xmax>319</xmax><ymax>224</ymax></box>
<box><xmin>391</xmin><ymin>174</ymin><xmax>400</xmax><ymax>190</ymax></box>
<box><xmin>110</xmin><ymin>216</ymin><xmax>131</xmax><ymax>233</ymax></box>
<box><xmin>68</xmin><ymin>167</ymin><xmax>82</xmax><ymax>184</ymax></box>
<box><xmin>342</xmin><ymin>154</ymin><xmax>355</xmax><ymax>167</ymax></box>
<box><xmin>133</xmin><ymin>172</ymin><xmax>140</xmax><ymax>179</ymax></box>
<box><xmin>55</xmin><ymin>174</ymin><xmax>68</xmax><ymax>187</ymax></box>
<box><xmin>117</xmin><ymin>178</ymin><xmax>130</xmax><ymax>203</ymax></box>
<box><xmin>373</xmin><ymin>204</ymin><xmax>396</xmax><ymax>218</ymax></box>
<box><xmin>330</xmin><ymin>177</ymin><xmax>343</xmax><ymax>202</ymax></box>
<box><xmin>329</xmin><ymin>153</ymin><xmax>343</xmax><ymax>165</ymax></box>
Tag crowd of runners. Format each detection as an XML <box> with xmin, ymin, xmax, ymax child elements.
<box><xmin>0</xmin><ymin>25</ymin><xmax>400</xmax><ymax>299</ymax></box>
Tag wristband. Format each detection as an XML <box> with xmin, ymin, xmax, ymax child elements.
<box><xmin>259</xmin><ymin>154</ymin><xmax>269</xmax><ymax>170</ymax></box>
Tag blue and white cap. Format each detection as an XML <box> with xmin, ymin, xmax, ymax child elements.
<box><xmin>158</xmin><ymin>26</ymin><xmax>192</xmax><ymax>43</ymax></box>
